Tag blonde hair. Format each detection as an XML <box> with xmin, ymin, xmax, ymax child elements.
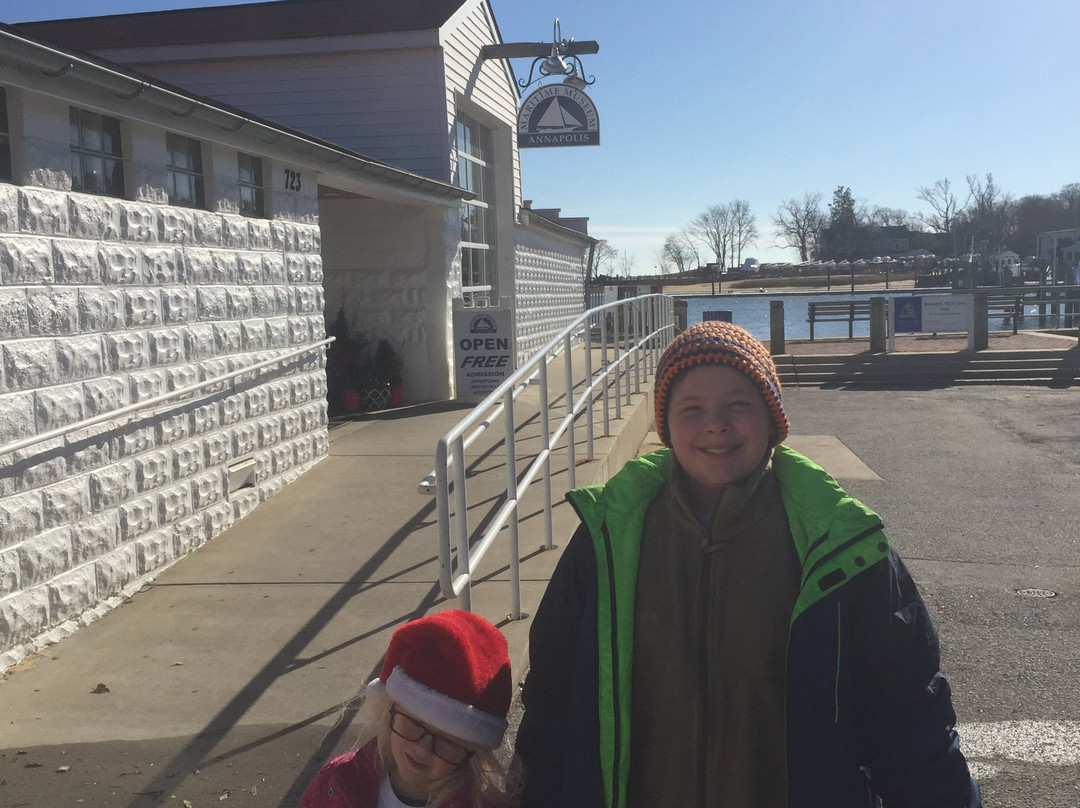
<box><xmin>345</xmin><ymin>685</ymin><xmax>520</xmax><ymax>808</ymax></box>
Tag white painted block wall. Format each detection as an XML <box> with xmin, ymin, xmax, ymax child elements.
<box><xmin>0</xmin><ymin>183</ymin><xmax>329</xmax><ymax>667</ymax></box>
<box><xmin>513</xmin><ymin>238</ymin><xmax>588</xmax><ymax>364</ymax></box>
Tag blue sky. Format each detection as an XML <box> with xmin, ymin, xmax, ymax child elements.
<box><xmin>4</xmin><ymin>0</ymin><xmax>1078</xmax><ymax>273</ymax></box>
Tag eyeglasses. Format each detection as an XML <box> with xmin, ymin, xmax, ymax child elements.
<box><xmin>389</xmin><ymin>706</ymin><xmax>474</xmax><ymax>765</ymax></box>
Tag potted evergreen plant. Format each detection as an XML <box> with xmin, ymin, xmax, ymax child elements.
<box><xmin>375</xmin><ymin>338</ymin><xmax>406</xmax><ymax>406</ymax></box>
<box><xmin>326</xmin><ymin>309</ymin><xmax>406</xmax><ymax>412</ymax></box>
<box><xmin>326</xmin><ymin>307</ymin><xmax>375</xmax><ymax>413</ymax></box>
<box><xmin>326</xmin><ymin>307</ymin><xmax>355</xmax><ymax>412</ymax></box>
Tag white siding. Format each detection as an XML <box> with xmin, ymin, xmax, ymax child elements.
<box><xmin>441</xmin><ymin>2</ymin><xmax>523</xmax><ymax>318</ymax></box>
<box><xmin>96</xmin><ymin>43</ymin><xmax>453</xmax><ymax>181</ymax></box>
<box><xmin>441</xmin><ymin>1</ymin><xmax>521</xmax><ymax>208</ymax></box>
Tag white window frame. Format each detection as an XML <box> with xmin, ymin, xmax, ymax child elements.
<box><xmin>455</xmin><ymin>112</ymin><xmax>495</xmax><ymax>308</ymax></box>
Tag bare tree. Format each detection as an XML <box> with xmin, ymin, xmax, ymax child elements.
<box><xmin>916</xmin><ymin>178</ymin><xmax>959</xmax><ymax>237</ymax></box>
<box><xmin>729</xmin><ymin>199</ymin><xmax>758</xmax><ymax>269</ymax></box>
<box><xmin>690</xmin><ymin>204</ymin><xmax>733</xmax><ymax>270</ymax></box>
<box><xmin>772</xmin><ymin>192</ymin><xmax>824</xmax><ymax>262</ymax></box>
<box><xmin>617</xmin><ymin>250</ymin><xmax>636</xmax><ymax>278</ymax></box>
<box><xmin>680</xmin><ymin>227</ymin><xmax>701</xmax><ymax>271</ymax></box>
<box><xmin>589</xmin><ymin>239</ymin><xmax>619</xmax><ymax>280</ymax></box>
<box><xmin>867</xmin><ymin>206</ymin><xmax>912</xmax><ymax>228</ymax></box>
<box><xmin>655</xmin><ymin>246</ymin><xmax>673</xmax><ymax>275</ymax></box>
<box><xmin>1056</xmin><ymin>182</ymin><xmax>1080</xmax><ymax>227</ymax></box>
<box><xmin>964</xmin><ymin>172</ymin><xmax>1013</xmax><ymax>254</ymax></box>
<box><xmin>660</xmin><ymin>229</ymin><xmax>699</xmax><ymax>275</ymax></box>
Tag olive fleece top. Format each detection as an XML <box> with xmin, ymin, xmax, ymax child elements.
<box><xmin>626</xmin><ymin>456</ymin><xmax>801</xmax><ymax>807</ymax></box>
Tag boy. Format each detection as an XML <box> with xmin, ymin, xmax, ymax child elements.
<box><xmin>515</xmin><ymin>321</ymin><xmax>981</xmax><ymax>808</ymax></box>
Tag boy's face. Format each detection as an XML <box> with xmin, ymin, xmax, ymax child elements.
<box><xmin>667</xmin><ymin>364</ymin><xmax>774</xmax><ymax>511</ymax></box>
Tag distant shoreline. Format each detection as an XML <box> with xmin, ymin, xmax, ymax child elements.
<box><xmin>661</xmin><ymin>278</ymin><xmax>918</xmax><ymax>296</ymax></box>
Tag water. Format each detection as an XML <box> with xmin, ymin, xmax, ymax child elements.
<box><xmin>684</xmin><ymin>291</ymin><xmax>903</xmax><ymax>341</ymax></box>
<box><xmin>683</xmin><ymin>290</ymin><xmax>1048</xmax><ymax>342</ymax></box>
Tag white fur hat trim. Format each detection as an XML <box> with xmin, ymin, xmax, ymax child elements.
<box><xmin>371</xmin><ymin>666</ymin><xmax>507</xmax><ymax>749</ymax></box>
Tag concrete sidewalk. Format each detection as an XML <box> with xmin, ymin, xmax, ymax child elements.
<box><xmin>0</xmin><ymin>377</ymin><xmax>653</xmax><ymax>807</ymax></box>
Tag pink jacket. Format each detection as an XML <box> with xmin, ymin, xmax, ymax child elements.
<box><xmin>299</xmin><ymin>741</ymin><xmax>476</xmax><ymax>808</ymax></box>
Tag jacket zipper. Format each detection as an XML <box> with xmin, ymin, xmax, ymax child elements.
<box><xmin>697</xmin><ymin>523</ymin><xmax>711</xmax><ymax>806</ymax></box>
<box><xmin>600</xmin><ymin>524</ymin><xmax>622</xmax><ymax>808</ymax></box>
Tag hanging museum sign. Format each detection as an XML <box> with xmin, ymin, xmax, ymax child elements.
<box><xmin>517</xmin><ymin>84</ymin><xmax>600</xmax><ymax>148</ymax></box>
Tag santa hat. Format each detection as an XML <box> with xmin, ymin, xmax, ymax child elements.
<box><xmin>367</xmin><ymin>610</ymin><xmax>511</xmax><ymax>749</ymax></box>
<box><xmin>654</xmin><ymin>320</ymin><xmax>789</xmax><ymax>448</ymax></box>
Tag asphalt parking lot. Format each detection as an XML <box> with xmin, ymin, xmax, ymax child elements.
<box><xmin>780</xmin><ymin>386</ymin><xmax>1080</xmax><ymax>807</ymax></box>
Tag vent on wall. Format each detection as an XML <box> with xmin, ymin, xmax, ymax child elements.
<box><xmin>227</xmin><ymin>457</ymin><xmax>256</xmax><ymax>497</ymax></box>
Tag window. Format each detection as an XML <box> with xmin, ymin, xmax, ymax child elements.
<box><xmin>70</xmin><ymin>107</ymin><xmax>124</xmax><ymax>197</ymax></box>
<box><xmin>166</xmin><ymin>132</ymin><xmax>204</xmax><ymax>208</ymax></box>
<box><xmin>454</xmin><ymin>112</ymin><xmax>495</xmax><ymax>307</ymax></box>
<box><xmin>238</xmin><ymin>152</ymin><xmax>264</xmax><ymax>216</ymax></box>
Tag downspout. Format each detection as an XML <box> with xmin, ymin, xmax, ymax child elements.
<box><xmin>586</xmin><ymin>240</ymin><xmax>597</xmax><ymax>307</ymax></box>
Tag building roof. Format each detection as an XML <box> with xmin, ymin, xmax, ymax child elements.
<box><xmin>523</xmin><ymin>209</ymin><xmax>594</xmax><ymax>243</ymax></box>
<box><xmin>15</xmin><ymin>0</ymin><xmax>471</xmax><ymax>49</ymax></box>
<box><xmin>0</xmin><ymin>21</ymin><xmax>470</xmax><ymax>203</ymax></box>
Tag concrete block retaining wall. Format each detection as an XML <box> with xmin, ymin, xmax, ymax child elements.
<box><xmin>0</xmin><ymin>184</ymin><xmax>329</xmax><ymax>667</ymax></box>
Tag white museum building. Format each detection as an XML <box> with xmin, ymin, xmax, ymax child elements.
<box><xmin>0</xmin><ymin>0</ymin><xmax>597</xmax><ymax>665</ymax></box>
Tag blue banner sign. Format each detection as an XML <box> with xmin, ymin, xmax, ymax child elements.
<box><xmin>893</xmin><ymin>297</ymin><xmax>922</xmax><ymax>333</ymax></box>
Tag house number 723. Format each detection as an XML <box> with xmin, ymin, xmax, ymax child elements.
<box><xmin>284</xmin><ymin>169</ymin><xmax>302</xmax><ymax>192</ymax></box>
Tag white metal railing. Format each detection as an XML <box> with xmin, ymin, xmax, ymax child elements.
<box><xmin>0</xmin><ymin>338</ymin><xmax>333</xmax><ymax>460</ymax></box>
<box><xmin>421</xmin><ymin>294</ymin><xmax>675</xmax><ymax>617</ymax></box>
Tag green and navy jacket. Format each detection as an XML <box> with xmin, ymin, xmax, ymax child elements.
<box><xmin>516</xmin><ymin>445</ymin><xmax>981</xmax><ymax>808</ymax></box>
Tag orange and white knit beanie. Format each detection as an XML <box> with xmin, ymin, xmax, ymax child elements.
<box><xmin>653</xmin><ymin>320</ymin><xmax>789</xmax><ymax>447</ymax></box>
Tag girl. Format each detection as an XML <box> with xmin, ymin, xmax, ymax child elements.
<box><xmin>301</xmin><ymin>610</ymin><xmax>518</xmax><ymax>808</ymax></box>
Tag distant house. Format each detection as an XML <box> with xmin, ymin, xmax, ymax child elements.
<box><xmin>909</xmin><ymin>230</ymin><xmax>954</xmax><ymax>258</ymax></box>
<box><xmin>1035</xmin><ymin>228</ymin><xmax>1080</xmax><ymax>281</ymax></box>
<box><xmin>873</xmin><ymin>226</ymin><xmax>910</xmax><ymax>256</ymax></box>
<box><xmin>990</xmin><ymin>250</ymin><xmax>1021</xmax><ymax>280</ymax></box>
<box><xmin>817</xmin><ymin>224</ymin><xmax>910</xmax><ymax>261</ymax></box>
